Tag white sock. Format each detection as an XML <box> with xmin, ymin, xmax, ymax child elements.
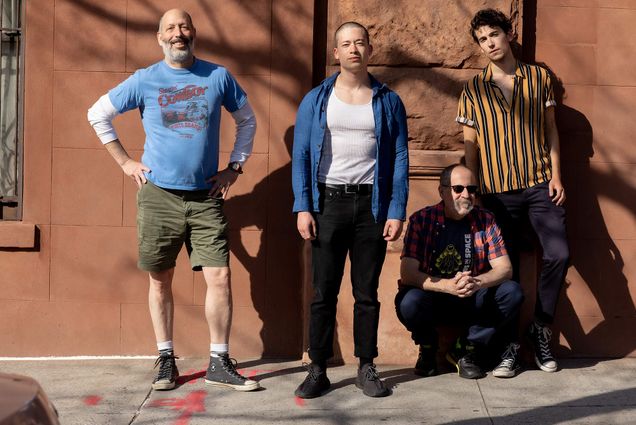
<box><xmin>210</xmin><ymin>343</ymin><xmax>228</xmax><ymax>357</ymax></box>
<box><xmin>157</xmin><ymin>341</ymin><xmax>174</xmax><ymax>353</ymax></box>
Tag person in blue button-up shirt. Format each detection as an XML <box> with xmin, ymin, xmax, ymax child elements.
<box><xmin>291</xmin><ymin>21</ymin><xmax>409</xmax><ymax>399</ymax></box>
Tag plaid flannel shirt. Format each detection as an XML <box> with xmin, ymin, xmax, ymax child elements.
<box><xmin>401</xmin><ymin>201</ymin><xmax>507</xmax><ymax>276</ymax></box>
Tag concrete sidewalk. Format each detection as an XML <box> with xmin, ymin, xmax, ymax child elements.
<box><xmin>1</xmin><ymin>358</ymin><xmax>635</xmax><ymax>424</ymax></box>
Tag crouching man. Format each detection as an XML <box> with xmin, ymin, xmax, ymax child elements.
<box><xmin>395</xmin><ymin>164</ymin><xmax>524</xmax><ymax>379</ymax></box>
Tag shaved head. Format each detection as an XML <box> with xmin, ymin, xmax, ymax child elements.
<box><xmin>158</xmin><ymin>9</ymin><xmax>194</xmax><ymax>32</ymax></box>
<box><xmin>334</xmin><ymin>21</ymin><xmax>369</xmax><ymax>46</ymax></box>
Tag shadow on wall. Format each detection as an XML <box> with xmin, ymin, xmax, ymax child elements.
<box><xmin>537</xmin><ymin>63</ymin><xmax>635</xmax><ymax>358</ymax></box>
<box><xmin>223</xmin><ymin>127</ymin><xmax>305</xmax><ymax>358</ymax></box>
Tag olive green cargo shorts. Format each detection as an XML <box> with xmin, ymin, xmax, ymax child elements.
<box><xmin>136</xmin><ymin>181</ymin><xmax>229</xmax><ymax>272</ymax></box>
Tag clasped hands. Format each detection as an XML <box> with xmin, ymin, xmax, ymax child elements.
<box><xmin>447</xmin><ymin>271</ymin><xmax>481</xmax><ymax>298</ymax></box>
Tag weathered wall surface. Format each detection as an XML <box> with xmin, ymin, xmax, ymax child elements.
<box><xmin>1</xmin><ymin>0</ymin><xmax>633</xmax><ymax>361</ymax></box>
<box><xmin>322</xmin><ymin>0</ymin><xmax>635</xmax><ymax>363</ymax></box>
<box><xmin>322</xmin><ymin>0</ymin><xmax>526</xmax><ymax>364</ymax></box>
<box><xmin>533</xmin><ymin>0</ymin><xmax>636</xmax><ymax>357</ymax></box>
<box><xmin>0</xmin><ymin>0</ymin><xmax>314</xmax><ymax>358</ymax></box>
<box><xmin>328</xmin><ymin>0</ymin><xmax>522</xmax><ymax>152</ymax></box>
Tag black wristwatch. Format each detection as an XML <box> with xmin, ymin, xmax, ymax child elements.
<box><xmin>228</xmin><ymin>161</ymin><xmax>243</xmax><ymax>174</ymax></box>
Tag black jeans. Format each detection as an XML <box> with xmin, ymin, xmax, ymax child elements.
<box><xmin>482</xmin><ymin>182</ymin><xmax>569</xmax><ymax>324</ymax></box>
<box><xmin>308</xmin><ymin>185</ymin><xmax>387</xmax><ymax>363</ymax></box>
<box><xmin>394</xmin><ymin>281</ymin><xmax>524</xmax><ymax>348</ymax></box>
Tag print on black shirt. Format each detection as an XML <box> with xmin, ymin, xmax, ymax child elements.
<box><xmin>432</xmin><ymin>219</ymin><xmax>473</xmax><ymax>278</ymax></box>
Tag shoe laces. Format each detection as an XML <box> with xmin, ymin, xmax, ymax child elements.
<box><xmin>218</xmin><ymin>355</ymin><xmax>246</xmax><ymax>380</ymax></box>
<box><xmin>302</xmin><ymin>362</ymin><xmax>323</xmax><ymax>381</ymax></box>
<box><xmin>534</xmin><ymin>324</ymin><xmax>554</xmax><ymax>359</ymax></box>
<box><xmin>499</xmin><ymin>343</ymin><xmax>520</xmax><ymax>367</ymax></box>
<box><xmin>362</xmin><ymin>364</ymin><xmax>381</xmax><ymax>382</ymax></box>
<box><xmin>154</xmin><ymin>354</ymin><xmax>178</xmax><ymax>379</ymax></box>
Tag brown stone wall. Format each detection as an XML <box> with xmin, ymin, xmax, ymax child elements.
<box><xmin>534</xmin><ymin>0</ymin><xmax>636</xmax><ymax>357</ymax></box>
<box><xmin>0</xmin><ymin>0</ymin><xmax>314</xmax><ymax>358</ymax></box>
<box><xmin>2</xmin><ymin>0</ymin><xmax>633</xmax><ymax>361</ymax></box>
<box><xmin>322</xmin><ymin>0</ymin><xmax>525</xmax><ymax>364</ymax></box>
<box><xmin>318</xmin><ymin>0</ymin><xmax>636</xmax><ymax>363</ymax></box>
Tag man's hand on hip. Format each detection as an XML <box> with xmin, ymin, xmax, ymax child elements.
<box><xmin>207</xmin><ymin>168</ymin><xmax>239</xmax><ymax>198</ymax></box>
<box><xmin>121</xmin><ymin>159</ymin><xmax>150</xmax><ymax>188</ymax></box>
<box><xmin>297</xmin><ymin>212</ymin><xmax>317</xmax><ymax>240</ymax></box>
<box><xmin>383</xmin><ymin>219</ymin><xmax>404</xmax><ymax>242</ymax></box>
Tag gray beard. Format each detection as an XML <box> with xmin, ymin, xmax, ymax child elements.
<box><xmin>161</xmin><ymin>39</ymin><xmax>195</xmax><ymax>64</ymax></box>
<box><xmin>454</xmin><ymin>199</ymin><xmax>474</xmax><ymax>215</ymax></box>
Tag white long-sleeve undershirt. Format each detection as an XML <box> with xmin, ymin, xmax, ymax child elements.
<box><xmin>87</xmin><ymin>95</ymin><xmax>256</xmax><ymax>164</ymax></box>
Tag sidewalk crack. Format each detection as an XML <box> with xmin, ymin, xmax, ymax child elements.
<box><xmin>476</xmin><ymin>381</ymin><xmax>495</xmax><ymax>425</ymax></box>
<box><xmin>128</xmin><ymin>388</ymin><xmax>153</xmax><ymax>425</ymax></box>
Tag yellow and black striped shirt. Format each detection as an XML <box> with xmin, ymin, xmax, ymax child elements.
<box><xmin>457</xmin><ymin>62</ymin><xmax>556</xmax><ymax>194</ymax></box>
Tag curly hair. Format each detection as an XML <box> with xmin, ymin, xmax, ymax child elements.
<box><xmin>470</xmin><ymin>9</ymin><xmax>512</xmax><ymax>43</ymax></box>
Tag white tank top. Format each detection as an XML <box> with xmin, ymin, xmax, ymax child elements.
<box><xmin>318</xmin><ymin>91</ymin><xmax>377</xmax><ymax>184</ymax></box>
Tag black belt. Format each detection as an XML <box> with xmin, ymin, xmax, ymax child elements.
<box><xmin>318</xmin><ymin>183</ymin><xmax>373</xmax><ymax>195</ymax></box>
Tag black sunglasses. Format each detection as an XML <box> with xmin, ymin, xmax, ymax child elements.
<box><xmin>443</xmin><ymin>184</ymin><xmax>479</xmax><ymax>194</ymax></box>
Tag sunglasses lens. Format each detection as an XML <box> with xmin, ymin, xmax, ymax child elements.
<box><xmin>451</xmin><ymin>185</ymin><xmax>478</xmax><ymax>194</ymax></box>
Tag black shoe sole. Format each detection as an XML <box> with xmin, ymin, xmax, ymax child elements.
<box><xmin>294</xmin><ymin>384</ymin><xmax>330</xmax><ymax>399</ymax></box>
<box><xmin>414</xmin><ymin>367</ymin><xmax>437</xmax><ymax>377</ymax></box>
<box><xmin>445</xmin><ymin>353</ymin><xmax>486</xmax><ymax>379</ymax></box>
<box><xmin>355</xmin><ymin>381</ymin><xmax>390</xmax><ymax>398</ymax></box>
<box><xmin>294</xmin><ymin>378</ymin><xmax>331</xmax><ymax>399</ymax></box>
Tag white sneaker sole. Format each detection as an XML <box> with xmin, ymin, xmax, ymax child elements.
<box><xmin>535</xmin><ymin>357</ymin><xmax>558</xmax><ymax>373</ymax></box>
<box><xmin>152</xmin><ymin>380</ymin><xmax>177</xmax><ymax>390</ymax></box>
<box><xmin>492</xmin><ymin>367</ymin><xmax>519</xmax><ymax>378</ymax></box>
<box><xmin>205</xmin><ymin>379</ymin><xmax>260</xmax><ymax>392</ymax></box>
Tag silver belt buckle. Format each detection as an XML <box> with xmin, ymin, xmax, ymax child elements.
<box><xmin>344</xmin><ymin>184</ymin><xmax>356</xmax><ymax>194</ymax></box>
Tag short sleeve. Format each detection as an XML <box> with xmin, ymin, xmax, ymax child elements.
<box><xmin>401</xmin><ymin>213</ymin><xmax>425</xmax><ymax>262</ymax></box>
<box><xmin>108</xmin><ymin>71</ymin><xmax>143</xmax><ymax>114</ymax></box>
<box><xmin>222</xmin><ymin>70</ymin><xmax>247</xmax><ymax>113</ymax></box>
<box><xmin>456</xmin><ymin>84</ymin><xmax>476</xmax><ymax>127</ymax></box>
<box><xmin>485</xmin><ymin>214</ymin><xmax>508</xmax><ymax>260</ymax></box>
<box><xmin>544</xmin><ymin>71</ymin><xmax>557</xmax><ymax>108</ymax></box>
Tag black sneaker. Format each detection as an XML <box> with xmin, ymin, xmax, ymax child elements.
<box><xmin>204</xmin><ymin>354</ymin><xmax>260</xmax><ymax>391</ymax></box>
<box><xmin>356</xmin><ymin>363</ymin><xmax>390</xmax><ymax>397</ymax></box>
<box><xmin>527</xmin><ymin>322</ymin><xmax>558</xmax><ymax>372</ymax></box>
<box><xmin>294</xmin><ymin>363</ymin><xmax>330</xmax><ymax>399</ymax></box>
<box><xmin>414</xmin><ymin>344</ymin><xmax>437</xmax><ymax>377</ymax></box>
<box><xmin>446</xmin><ymin>340</ymin><xmax>486</xmax><ymax>379</ymax></box>
<box><xmin>492</xmin><ymin>343</ymin><xmax>521</xmax><ymax>378</ymax></box>
<box><xmin>152</xmin><ymin>352</ymin><xmax>179</xmax><ymax>390</ymax></box>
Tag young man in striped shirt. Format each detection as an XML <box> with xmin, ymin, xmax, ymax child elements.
<box><xmin>457</xmin><ymin>9</ymin><xmax>569</xmax><ymax>376</ymax></box>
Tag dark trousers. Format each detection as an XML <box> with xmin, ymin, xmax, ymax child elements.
<box><xmin>394</xmin><ymin>281</ymin><xmax>524</xmax><ymax>348</ymax></box>
<box><xmin>308</xmin><ymin>186</ymin><xmax>387</xmax><ymax>363</ymax></box>
<box><xmin>482</xmin><ymin>182</ymin><xmax>569</xmax><ymax>324</ymax></box>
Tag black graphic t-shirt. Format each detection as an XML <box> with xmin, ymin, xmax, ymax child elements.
<box><xmin>431</xmin><ymin>218</ymin><xmax>473</xmax><ymax>278</ymax></box>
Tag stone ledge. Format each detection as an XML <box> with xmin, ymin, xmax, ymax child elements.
<box><xmin>409</xmin><ymin>149</ymin><xmax>464</xmax><ymax>178</ymax></box>
<box><xmin>0</xmin><ymin>222</ymin><xmax>37</xmax><ymax>248</ymax></box>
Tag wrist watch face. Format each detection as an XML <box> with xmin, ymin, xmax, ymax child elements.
<box><xmin>229</xmin><ymin>162</ymin><xmax>242</xmax><ymax>173</ymax></box>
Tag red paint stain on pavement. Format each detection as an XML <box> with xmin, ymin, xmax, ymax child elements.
<box><xmin>294</xmin><ymin>396</ymin><xmax>305</xmax><ymax>407</ymax></box>
<box><xmin>150</xmin><ymin>390</ymin><xmax>206</xmax><ymax>425</ymax></box>
<box><xmin>83</xmin><ymin>395</ymin><xmax>102</xmax><ymax>406</ymax></box>
<box><xmin>237</xmin><ymin>368</ymin><xmax>272</xmax><ymax>379</ymax></box>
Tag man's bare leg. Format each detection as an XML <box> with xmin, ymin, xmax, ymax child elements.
<box><xmin>202</xmin><ymin>266</ymin><xmax>232</xmax><ymax>344</ymax></box>
<box><xmin>202</xmin><ymin>266</ymin><xmax>259</xmax><ymax>391</ymax></box>
<box><xmin>149</xmin><ymin>268</ymin><xmax>175</xmax><ymax>343</ymax></box>
<box><xmin>149</xmin><ymin>268</ymin><xmax>178</xmax><ymax>390</ymax></box>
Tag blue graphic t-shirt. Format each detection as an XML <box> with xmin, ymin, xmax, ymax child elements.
<box><xmin>108</xmin><ymin>59</ymin><xmax>247</xmax><ymax>190</ymax></box>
